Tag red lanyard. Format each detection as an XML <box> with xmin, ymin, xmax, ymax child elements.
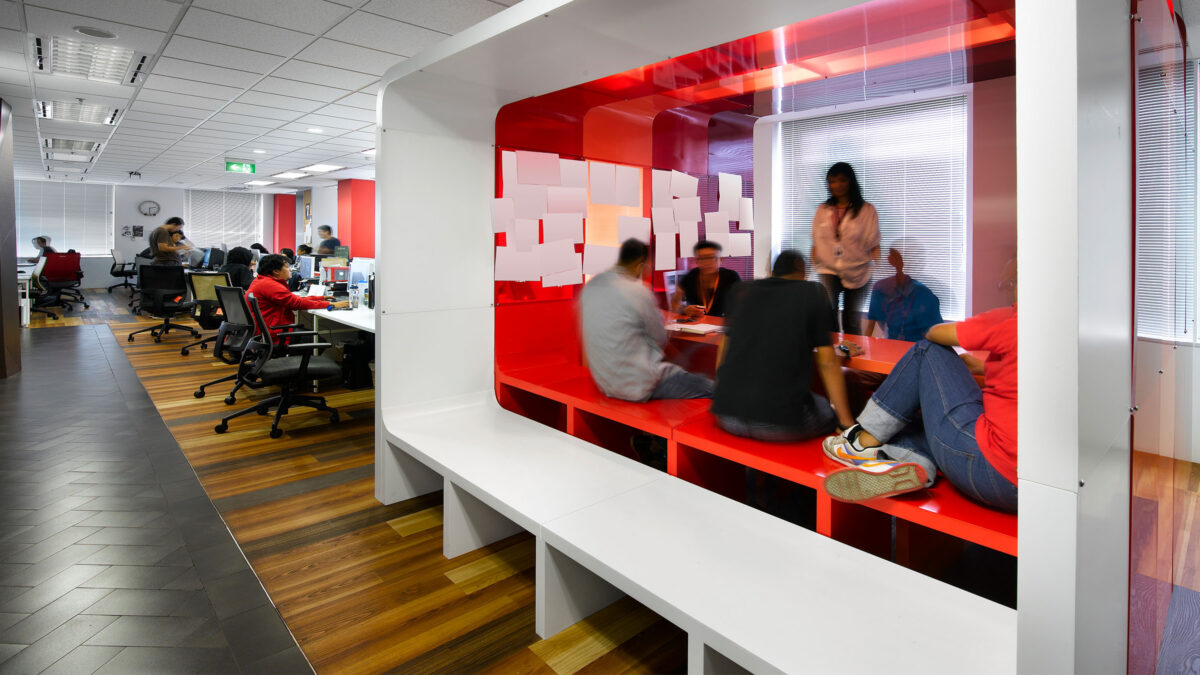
<box><xmin>701</xmin><ymin>272</ymin><xmax>720</xmax><ymax>314</ymax></box>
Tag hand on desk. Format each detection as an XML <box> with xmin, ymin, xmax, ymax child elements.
<box><xmin>837</xmin><ymin>340</ymin><xmax>864</xmax><ymax>358</ymax></box>
<box><xmin>682</xmin><ymin>305</ymin><xmax>705</xmax><ymax>319</ymax></box>
<box><xmin>327</xmin><ymin>300</ymin><xmax>350</xmax><ymax>309</ymax></box>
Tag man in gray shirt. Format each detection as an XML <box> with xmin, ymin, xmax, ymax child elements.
<box><xmin>580</xmin><ymin>239</ymin><xmax>713</xmax><ymax>401</ymax></box>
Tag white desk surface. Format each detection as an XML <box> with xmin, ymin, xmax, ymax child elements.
<box><xmin>543</xmin><ymin>478</ymin><xmax>1017</xmax><ymax>675</ymax></box>
<box><xmin>308</xmin><ymin>306</ymin><xmax>375</xmax><ymax>333</ymax></box>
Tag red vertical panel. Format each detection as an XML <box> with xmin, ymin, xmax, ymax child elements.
<box><xmin>337</xmin><ymin>180</ymin><xmax>354</xmax><ymax>253</ymax></box>
<box><xmin>337</xmin><ymin>179</ymin><xmax>376</xmax><ymax>258</ymax></box>
<box><xmin>272</xmin><ymin>194</ymin><xmax>296</xmax><ymax>252</ymax></box>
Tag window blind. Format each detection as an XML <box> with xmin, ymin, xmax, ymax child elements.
<box><xmin>1134</xmin><ymin>61</ymin><xmax>1196</xmax><ymax>341</ymax></box>
<box><xmin>15</xmin><ymin>180</ymin><xmax>113</xmax><ymax>256</ymax></box>
<box><xmin>183</xmin><ymin>190</ymin><xmax>263</xmax><ymax>249</ymax></box>
<box><xmin>779</xmin><ymin>94</ymin><xmax>969</xmax><ymax>320</ymax></box>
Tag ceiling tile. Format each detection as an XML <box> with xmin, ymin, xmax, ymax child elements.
<box><xmin>143</xmin><ymin>74</ymin><xmax>244</xmax><ymax>100</ymax></box>
<box><xmin>199</xmin><ymin>119</ymin><xmax>274</xmax><ymax>135</ymax></box>
<box><xmin>0</xmin><ymin>27</ymin><xmax>24</xmax><ymax>53</ymax></box>
<box><xmin>192</xmin><ymin>0</ymin><xmax>347</xmax><ymax>36</ymax></box>
<box><xmin>312</xmin><ymin>103</ymin><xmax>375</xmax><ymax>124</ymax></box>
<box><xmin>362</xmin><ymin>0</ymin><xmax>502</xmax><ymax>35</ymax></box>
<box><xmin>175</xmin><ymin>7</ymin><xmax>309</xmax><ymax>57</ymax></box>
<box><xmin>0</xmin><ymin>47</ymin><xmax>23</xmax><ymax>71</ymax></box>
<box><xmin>222</xmin><ymin>101</ymin><xmax>304</xmax><ymax>122</ymax></box>
<box><xmin>293</xmin><ymin>38</ymin><xmax>404</xmax><ymax>77</ymax></box>
<box><xmin>208</xmin><ymin>111</ymin><xmax>278</xmax><ymax>129</ymax></box>
<box><xmin>0</xmin><ymin>82</ymin><xmax>31</xmax><ymax>99</ymax></box>
<box><xmin>131</xmin><ymin>100</ymin><xmax>210</xmax><ymax>120</ymax></box>
<box><xmin>0</xmin><ymin>1</ymin><xmax>19</xmax><ymax>31</ymax></box>
<box><xmin>272</xmin><ymin>60</ymin><xmax>377</xmax><ymax>90</ymax></box>
<box><xmin>26</xmin><ymin>0</ymin><xmax>183</xmax><ymax>32</ymax></box>
<box><xmin>25</xmin><ymin>6</ymin><xmax>167</xmax><ymax>54</ymax></box>
<box><xmin>162</xmin><ymin>35</ymin><xmax>286</xmax><ymax>74</ymax></box>
<box><xmin>324</xmin><ymin>11</ymin><xmax>443</xmax><ymax>57</ymax></box>
<box><xmin>335</xmin><ymin>91</ymin><xmax>376</xmax><ymax>110</ymax></box>
<box><xmin>151</xmin><ymin>56</ymin><xmax>260</xmax><ymax>88</ymax></box>
<box><xmin>253</xmin><ymin>77</ymin><xmax>350</xmax><ymax>103</ymax></box>
<box><xmin>293</xmin><ymin>113</ymin><xmax>362</xmax><ymax>131</ymax></box>
<box><xmin>33</xmin><ymin>75</ymin><xmax>131</xmax><ymax>102</ymax></box>
<box><xmin>136</xmin><ymin>87</ymin><xmax>225</xmax><ymax>111</ymax></box>
<box><xmin>120</xmin><ymin>118</ymin><xmax>195</xmax><ymax>133</ymax></box>
<box><xmin>235</xmin><ymin>90</ymin><xmax>324</xmax><ymax>113</ymax></box>
<box><xmin>0</xmin><ymin>66</ymin><xmax>26</xmax><ymax>86</ymax></box>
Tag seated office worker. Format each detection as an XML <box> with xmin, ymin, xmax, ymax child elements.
<box><xmin>864</xmin><ymin>246</ymin><xmax>943</xmax><ymax>340</ymax></box>
<box><xmin>247</xmin><ymin>254</ymin><xmax>348</xmax><ymax>338</ymax></box>
<box><xmin>670</xmin><ymin>240</ymin><xmax>741</xmax><ymax>318</ymax></box>
<box><xmin>580</xmin><ymin>239</ymin><xmax>713</xmax><ymax>401</ymax></box>
<box><xmin>316</xmin><ymin>225</ymin><xmax>341</xmax><ymax>255</ymax></box>
<box><xmin>296</xmin><ymin>244</ymin><xmax>313</xmax><ymax>256</ymax></box>
<box><xmin>821</xmin><ymin>260</ymin><xmax>1019</xmax><ymax>512</ymax></box>
<box><xmin>26</xmin><ymin>236</ymin><xmax>55</xmax><ymax>263</ymax></box>
<box><xmin>218</xmin><ymin>246</ymin><xmax>256</xmax><ymax>290</ymax></box>
<box><xmin>711</xmin><ymin>250</ymin><xmax>855</xmax><ymax>440</ymax></box>
<box><xmin>148</xmin><ymin>217</ymin><xmax>191</xmax><ymax>265</ymax></box>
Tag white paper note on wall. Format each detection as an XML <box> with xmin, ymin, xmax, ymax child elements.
<box><xmin>655</xmin><ymin>234</ymin><xmax>676</xmax><ymax>270</ymax></box>
<box><xmin>652</xmin><ymin>169</ymin><xmax>672</xmax><ymax>208</ymax></box>
<box><xmin>547</xmin><ymin>186</ymin><xmax>588</xmax><ymax>214</ymax></box>
<box><xmin>495</xmin><ymin>246</ymin><xmax>539</xmax><ymax>281</ymax></box>
<box><xmin>543</xmin><ymin>253</ymin><xmax>583</xmax><ymax>287</ymax></box>
<box><xmin>704</xmin><ymin>212</ymin><xmax>730</xmax><ymax>248</ymax></box>
<box><xmin>501</xmin><ymin>151</ymin><xmax>516</xmax><ymax>189</ymax></box>
<box><xmin>678</xmin><ymin>221</ymin><xmax>699</xmax><ymax>256</ymax></box>
<box><xmin>670</xmin><ymin>170</ymin><xmax>698</xmax><ymax>198</ymax></box>
<box><xmin>717</xmin><ymin>172</ymin><xmax>742</xmax><ymax>221</ymax></box>
<box><xmin>492</xmin><ymin>198</ymin><xmax>514</xmax><ymax>234</ymax></box>
<box><xmin>738</xmin><ymin>197</ymin><xmax>754</xmax><ymax>231</ymax></box>
<box><xmin>512</xmin><ymin>218</ymin><xmax>539</xmax><ymax>251</ymax></box>
<box><xmin>589</xmin><ymin>162</ymin><xmax>616</xmax><ymax>204</ymax></box>
<box><xmin>651</xmin><ymin>207</ymin><xmax>677</xmax><ymax>234</ymax></box>
<box><xmin>510</xmin><ymin>184</ymin><xmax>548</xmax><ymax>220</ymax></box>
<box><xmin>539</xmin><ymin>239</ymin><xmax>577</xmax><ymax>275</ymax></box>
<box><xmin>583</xmin><ymin>244</ymin><xmax>618</xmax><ymax>275</ymax></box>
<box><xmin>516</xmin><ymin>150</ymin><xmax>561</xmax><ymax>185</ymax></box>
<box><xmin>542</xmin><ymin>213</ymin><xmax>583</xmax><ymax>244</ymax></box>
<box><xmin>673</xmin><ymin>196</ymin><xmax>701</xmax><ymax>223</ymax></box>
<box><xmin>617</xmin><ymin>215</ymin><xmax>651</xmax><ymax>245</ymax></box>
<box><xmin>614</xmin><ymin>164</ymin><xmax>641</xmax><ymax>207</ymax></box>
<box><xmin>728</xmin><ymin>232</ymin><xmax>752</xmax><ymax>258</ymax></box>
<box><xmin>560</xmin><ymin>159</ymin><xmax>589</xmax><ymax>188</ymax></box>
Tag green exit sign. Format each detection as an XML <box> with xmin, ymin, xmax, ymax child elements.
<box><xmin>225</xmin><ymin>161</ymin><xmax>255</xmax><ymax>174</ymax></box>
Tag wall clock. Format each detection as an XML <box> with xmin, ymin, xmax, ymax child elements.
<box><xmin>138</xmin><ymin>200</ymin><xmax>160</xmax><ymax>217</ymax></box>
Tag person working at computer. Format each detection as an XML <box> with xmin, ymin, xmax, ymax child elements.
<box><xmin>863</xmin><ymin>245</ymin><xmax>943</xmax><ymax>341</ymax></box>
<box><xmin>820</xmin><ymin>259</ymin><xmax>1018</xmax><ymax>512</ymax></box>
<box><xmin>316</xmin><ymin>225</ymin><xmax>340</xmax><ymax>255</ymax></box>
<box><xmin>669</xmin><ymin>240</ymin><xmax>741</xmax><ymax>318</ymax></box>
<box><xmin>248</xmin><ymin>255</ymin><xmax>348</xmax><ymax>338</ymax></box>
<box><xmin>811</xmin><ymin>162</ymin><xmax>879</xmax><ymax>335</ymax></box>
<box><xmin>148</xmin><ymin>217</ymin><xmax>191</xmax><ymax>266</ymax></box>
<box><xmin>250</xmin><ymin>243</ymin><xmax>270</xmax><ymax>256</ymax></box>
<box><xmin>218</xmin><ymin>246</ymin><xmax>255</xmax><ymax>290</ymax></box>
<box><xmin>580</xmin><ymin>239</ymin><xmax>713</xmax><ymax>402</ymax></box>
<box><xmin>296</xmin><ymin>244</ymin><xmax>312</xmax><ymax>256</ymax></box>
<box><xmin>26</xmin><ymin>236</ymin><xmax>55</xmax><ymax>263</ymax></box>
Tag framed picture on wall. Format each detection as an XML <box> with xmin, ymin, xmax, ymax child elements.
<box><xmin>305</xmin><ymin>202</ymin><xmax>311</xmax><ymax>220</ymax></box>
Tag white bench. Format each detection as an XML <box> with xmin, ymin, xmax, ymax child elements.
<box><xmin>378</xmin><ymin>395</ymin><xmax>1016</xmax><ymax>673</ymax></box>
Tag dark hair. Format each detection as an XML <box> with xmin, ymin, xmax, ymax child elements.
<box><xmin>227</xmin><ymin>246</ymin><xmax>253</xmax><ymax>266</ymax></box>
<box><xmin>280</xmin><ymin>248</ymin><xmax>296</xmax><ymax>263</ymax></box>
<box><xmin>617</xmin><ymin>238</ymin><xmax>649</xmax><ymax>266</ymax></box>
<box><xmin>257</xmin><ymin>254</ymin><xmax>289</xmax><ymax>277</ymax></box>
<box><xmin>297</xmin><ymin>244</ymin><xmax>312</xmax><ymax>255</ymax></box>
<box><xmin>772</xmin><ymin>250</ymin><xmax>806</xmax><ymax>277</ymax></box>
<box><xmin>317</xmin><ymin>225</ymin><xmax>332</xmax><ymax>235</ymax></box>
<box><xmin>694</xmin><ymin>239</ymin><xmax>721</xmax><ymax>255</ymax></box>
<box><xmin>34</xmin><ymin>236</ymin><xmax>47</xmax><ymax>245</ymax></box>
<box><xmin>250</xmin><ymin>243</ymin><xmax>269</xmax><ymax>254</ymax></box>
<box><xmin>823</xmin><ymin>162</ymin><xmax>866</xmax><ymax>216</ymax></box>
<box><xmin>165</xmin><ymin>216</ymin><xmax>184</xmax><ymax>227</ymax></box>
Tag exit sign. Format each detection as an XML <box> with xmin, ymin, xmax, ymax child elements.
<box><xmin>225</xmin><ymin>161</ymin><xmax>255</xmax><ymax>174</ymax></box>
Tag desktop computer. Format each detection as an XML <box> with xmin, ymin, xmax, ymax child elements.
<box><xmin>349</xmin><ymin>258</ymin><xmax>374</xmax><ymax>286</ymax></box>
<box><xmin>297</xmin><ymin>255</ymin><xmax>316</xmax><ymax>279</ymax></box>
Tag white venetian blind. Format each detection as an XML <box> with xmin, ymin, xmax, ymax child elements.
<box><xmin>183</xmin><ymin>190</ymin><xmax>263</xmax><ymax>248</ymax></box>
<box><xmin>1134</xmin><ymin>61</ymin><xmax>1196</xmax><ymax>341</ymax></box>
<box><xmin>15</xmin><ymin>180</ymin><xmax>113</xmax><ymax>257</ymax></box>
<box><xmin>779</xmin><ymin>94</ymin><xmax>969</xmax><ymax>320</ymax></box>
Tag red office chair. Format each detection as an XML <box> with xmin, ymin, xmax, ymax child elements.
<box><xmin>35</xmin><ymin>251</ymin><xmax>89</xmax><ymax>311</ymax></box>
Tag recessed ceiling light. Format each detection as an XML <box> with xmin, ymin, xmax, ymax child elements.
<box><xmin>306</xmin><ymin>128</ymin><xmax>324</xmax><ymax>134</ymax></box>
<box><xmin>362</xmin><ymin>148</ymin><xmax>376</xmax><ymax>155</ymax></box>
<box><xmin>47</xmin><ymin>36</ymin><xmax>133</xmax><ymax>83</ymax></box>
<box><xmin>47</xmin><ymin>152</ymin><xmax>91</xmax><ymax>163</ymax></box>
<box><xmin>36</xmin><ymin>100</ymin><xmax>119</xmax><ymax>125</ymax></box>
<box><xmin>44</xmin><ymin>138</ymin><xmax>99</xmax><ymax>152</ymax></box>
<box><xmin>252</xmin><ymin>149</ymin><xmax>266</xmax><ymax>154</ymax></box>
<box><xmin>73</xmin><ymin>26</ymin><xmax>117</xmax><ymax>40</ymax></box>
<box><xmin>272</xmin><ymin>172</ymin><xmax>306</xmax><ymax>180</ymax></box>
<box><xmin>245</xmin><ymin>180</ymin><xmax>275</xmax><ymax>186</ymax></box>
<box><xmin>299</xmin><ymin>164</ymin><xmax>343</xmax><ymax>173</ymax></box>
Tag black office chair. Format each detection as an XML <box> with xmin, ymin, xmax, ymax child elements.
<box><xmin>129</xmin><ymin>255</ymin><xmax>153</xmax><ymax>310</ymax></box>
<box><xmin>128</xmin><ymin>265</ymin><xmax>200</xmax><ymax>343</ymax></box>
<box><xmin>180</xmin><ymin>271</ymin><xmax>231</xmax><ymax>356</ymax></box>
<box><xmin>194</xmin><ymin>285</ymin><xmax>257</xmax><ymax>404</ymax></box>
<box><xmin>107</xmin><ymin>248</ymin><xmax>136</xmax><ymax>293</ymax></box>
<box><xmin>214</xmin><ymin>296</ymin><xmax>341</xmax><ymax>438</ymax></box>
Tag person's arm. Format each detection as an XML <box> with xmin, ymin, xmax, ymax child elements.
<box><xmin>157</xmin><ymin>239</ymin><xmax>190</xmax><ymax>254</ymax></box>
<box><xmin>863</xmin><ymin>319</ymin><xmax>877</xmax><ymax>338</ymax></box>
<box><xmin>925</xmin><ymin>322</ymin><xmax>959</xmax><ymax>346</ymax></box>
<box><xmin>814</xmin><ymin>346</ymin><xmax>856</xmax><ymax>428</ymax></box>
<box><xmin>670</xmin><ymin>285</ymin><xmax>687</xmax><ymax>314</ymax></box>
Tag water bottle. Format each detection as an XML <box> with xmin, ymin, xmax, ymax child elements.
<box><xmin>348</xmin><ymin>285</ymin><xmax>360</xmax><ymax>309</ymax></box>
<box><xmin>358</xmin><ymin>281</ymin><xmax>369</xmax><ymax>308</ymax></box>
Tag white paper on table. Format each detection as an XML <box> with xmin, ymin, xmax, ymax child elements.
<box><xmin>515</xmin><ymin>150</ymin><xmax>561</xmax><ymax>186</ymax></box>
<box><xmin>704</xmin><ymin>211</ymin><xmax>730</xmax><ymax>247</ymax></box>
<box><xmin>614</xmin><ymin>164</ymin><xmax>641</xmax><ymax>207</ymax></box>
<box><xmin>673</xmin><ymin>196</ymin><xmax>701</xmax><ymax>223</ymax></box>
<box><xmin>542</xmin><ymin>213</ymin><xmax>583</xmax><ymax>244</ymax></box>
<box><xmin>678</xmin><ymin>221</ymin><xmax>699</xmax><ymax>256</ymax></box>
<box><xmin>738</xmin><ymin>197</ymin><xmax>754</xmax><ymax>230</ymax></box>
<box><xmin>717</xmin><ymin>172</ymin><xmax>742</xmax><ymax>220</ymax></box>
<box><xmin>728</xmin><ymin>232</ymin><xmax>752</xmax><ymax>258</ymax></box>
<box><xmin>651</xmin><ymin>207</ymin><xmax>677</xmax><ymax>234</ymax></box>
<box><xmin>543</xmin><ymin>253</ymin><xmax>583</xmax><ymax>287</ymax></box>
<box><xmin>589</xmin><ymin>161</ymin><xmax>616</xmax><ymax>204</ymax></box>
<box><xmin>492</xmin><ymin>198</ymin><xmax>515</xmax><ymax>234</ymax></box>
<box><xmin>617</xmin><ymin>215</ymin><xmax>652</xmax><ymax>245</ymax></box>
<box><xmin>501</xmin><ymin>151</ymin><xmax>517</xmax><ymax>188</ymax></box>
<box><xmin>655</xmin><ymin>233</ymin><xmax>676</xmax><ymax>270</ymax></box>
<box><xmin>652</xmin><ymin>169</ymin><xmax>672</xmax><ymax>208</ymax></box>
<box><xmin>306</xmin><ymin>283</ymin><xmax>326</xmax><ymax>297</ymax></box>
<box><xmin>547</xmin><ymin>186</ymin><xmax>588</xmax><ymax>214</ymax></box>
<box><xmin>510</xmin><ymin>184</ymin><xmax>548</xmax><ymax>220</ymax></box>
<box><xmin>495</xmin><ymin>246</ymin><xmax>540</xmax><ymax>281</ymax></box>
<box><xmin>538</xmin><ymin>239</ymin><xmax>577</xmax><ymax>275</ymax></box>
<box><xmin>583</xmin><ymin>244</ymin><xmax>619</xmax><ymax>275</ymax></box>
<box><xmin>670</xmin><ymin>170</ymin><xmax>698</xmax><ymax>198</ymax></box>
<box><xmin>560</xmin><ymin>159</ymin><xmax>589</xmax><ymax>188</ymax></box>
<box><xmin>511</xmin><ymin>218</ymin><xmax>540</xmax><ymax>251</ymax></box>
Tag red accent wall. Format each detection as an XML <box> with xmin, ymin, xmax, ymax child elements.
<box><xmin>337</xmin><ymin>179</ymin><xmax>375</xmax><ymax>257</ymax></box>
<box><xmin>272</xmin><ymin>194</ymin><xmax>295</xmax><ymax>253</ymax></box>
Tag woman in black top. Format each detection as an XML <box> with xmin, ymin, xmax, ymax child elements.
<box><xmin>670</xmin><ymin>240</ymin><xmax>741</xmax><ymax>318</ymax></box>
<box><xmin>218</xmin><ymin>246</ymin><xmax>255</xmax><ymax>289</ymax></box>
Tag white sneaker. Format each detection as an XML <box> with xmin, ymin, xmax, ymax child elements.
<box><xmin>823</xmin><ymin>461</ymin><xmax>929</xmax><ymax>502</ymax></box>
<box><xmin>822</xmin><ymin>425</ymin><xmax>880</xmax><ymax>468</ymax></box>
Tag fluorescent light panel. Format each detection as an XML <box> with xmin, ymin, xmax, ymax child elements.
<box><xmin>47</xmin><ymin>152</ymin><xmax>91</xmax><ymax>163</ymax></box>
<box><xmin>272</xmin><ymin>172</ymin><xmax>306</xmax><ymax>179</ymax></box>
<box><xmin>299</xmin><ymin>164</ymin><xmax>342</xmax><ymax>172</ymax></box>
<box><xmin>44</xmin><ymin>138</ymin><xmax>99</xmax><ymax>152</ymax></box>
<box><xmin>50</xmin><ymin>36</ymin><xmax>134</xmax><ymax>84</ymax></box>
<box><xmin>36</xmin><ymin>100</ymin><xmax>118</xmax><ymax>124</ymax></box>
<box><xmin>245</xmin><ymin>180</ymin><xmax>275</xmax><ymax>186</ymax></box>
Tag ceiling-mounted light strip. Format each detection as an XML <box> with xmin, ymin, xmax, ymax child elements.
<box><xmin>36</xmin><ymin>100</ymin><xmax>119</xmax><ymax>125</ymax></box>
<box><xmin>299</xmin><ymin>164</ymin><xmax>343</xmax><ymax>173</ymax></box>
<box><xmin>43</xmin><ymin>138</ymin><xmax>99</xmax><ymax>152</ymax></box>
<box><xmin>46</xmin><ymin>35</ymin><xmax>135</xmax><ymax>84</ymax></box>
<box><xmin>271</xmin><ymin>172</ymin><xmax>306</xmax><ymax>180</ymax></box>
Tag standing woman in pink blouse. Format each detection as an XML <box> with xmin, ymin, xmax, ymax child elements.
<box><xmin>810</xmin><ymin>162</ymin><xmax>880</xmax><ymax>336</ymax></box>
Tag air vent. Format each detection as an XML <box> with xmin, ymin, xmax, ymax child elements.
<box><xmin>126</xmin><ymin>54</ymin><xmax>149</xmax><ymax>84</ymax></box>
<box><xmin>34</xmin><ymin>35</ymin><xmax>138</xmax><ymax>85</ymax></box>
<box><xmin>36</xmin><ymin>100</ymin><xmax>119</xmax><ymax>125</ymax></box>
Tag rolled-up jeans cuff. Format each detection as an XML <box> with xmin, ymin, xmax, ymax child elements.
<box><xmin>858</xmin><ymin>399</ymin><xmax>907</xmax><ymax>444</ymax></box>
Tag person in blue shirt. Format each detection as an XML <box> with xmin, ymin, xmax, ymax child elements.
<box><xmin>863</xmin><ymin>247</ymin><xmax>943</xmax><ymax>341</ymax></box>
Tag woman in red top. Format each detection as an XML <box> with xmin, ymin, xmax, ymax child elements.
<box><xmin>820</xmin><ymin>261</ymin><xmax>1018</xmax><ymax>512</ymax></box>
<box><xmin>247</xmin><ymin>254</ymin><xmax>347</xmax><ymax>337</ymax></box>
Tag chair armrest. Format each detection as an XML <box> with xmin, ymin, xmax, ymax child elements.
<box><xmin>285</xmin><ymin>342</ymin><xmax>332</xmax><ymax>355</ymax></box>
<box><xmin>271</xmin><ymin>323</ymin><xmax>304</xmax><ymax>331</ymax></box>
<box><xmin>280</xmin><ymin>330</ymin><xmax>320</xmax><ymax>339</ymax></box>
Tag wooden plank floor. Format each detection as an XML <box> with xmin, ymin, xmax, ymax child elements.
<box><xmin>47</xmin><ymin>293</ymin><xmax>686</xmax><ymax>674</ymax></box>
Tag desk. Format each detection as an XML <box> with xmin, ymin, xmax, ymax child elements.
<box><xmin>307</xmin><ymin>306</ymin><xmax>375</xmax><ymax>334</ymax></box>
<box><xmin>16</xmin><ymin>273</ymin><xmax>31</xmax><ymax>326</ymax></box>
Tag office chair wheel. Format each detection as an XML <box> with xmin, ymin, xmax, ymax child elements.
<box><xmin>256</xmin><ymin>408</ymin><xmax>269</xmax><ymax>416</ymax></box>
<box><xmin>127</xmin><ymin>335</ymin><xmax>134</xmax><ymax>342</ymax></box>
<box><xmin>193</xmin><ymin>390</ymin><xmax>204</xmax><ymax>398</ymax></box>
<box><xmin>330</xmin><ymin>413</ymin><xmax>339</xmax><ymax>424</ymax></box>
<box><xmin>224</xmin><ymin>396</ymin><xmax>236</xmax><ymax>405</ymax></box>
<box><xmin>201</xmin><ymin>343</ymin><xmax>208</xmax><ymax>350</ymax></box>
<box><xmin>180</xmin><ymin>348</ymin><xmax>189</xmax><ymax>356</ymax></box>
<box><xmin>191</xmin><ymin>331</ymin><xmax>200</xmax><ymax>338</ymax></box>
<box><xmin>214</xmin><ymin>423</ymin><xmax>228</xmax><ymax>434</ymax></box>
<box><xmin>83</xmin><ymin>303</ymin><xmax>90</xmax><ymax>309</ymax></box>
<box><xmin>154</xmin><ymin>337</ymin><xmax>161</xmax><ymax>343</ymax></box>
<box><xmin>269</xmin><ymin>428</ymin><xmax>283</xmax><ymax>439</ymax></box>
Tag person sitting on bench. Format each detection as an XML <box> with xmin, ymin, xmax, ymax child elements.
<box><xmin>580</xmin><ymin>238</ymin><xmax>713</xmax><ymax>402</ymax></box>
<box><xmin>712</xmin><ymin>250</ymin><xmax>856</xmax><ymax>441</ymax></box>
<box><xmin>821</xmin><ymin>260</ymin><xmax>1018</xmax><ymax>512</ymax></box>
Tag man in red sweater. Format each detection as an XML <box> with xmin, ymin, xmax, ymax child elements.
<box><xmin>248</xmin><ymin>254</ymin><xmax>347</xmax><ymax>337</ymax></box>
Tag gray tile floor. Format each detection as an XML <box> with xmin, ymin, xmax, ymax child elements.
<box><xmin>0</xmin><ymin>326</ymin><xmax>312</xmax><ymax>674</ymax></box>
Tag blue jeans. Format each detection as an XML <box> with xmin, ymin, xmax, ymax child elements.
<box><xmin>650</xmin><ymin>365</ymin><xmax>713</xmax><ymax>400</ymax></box>
<box><xmin>858</xmin><ymin>340</ymin><xmax>1017</xmax><ymax>512</ymax></box>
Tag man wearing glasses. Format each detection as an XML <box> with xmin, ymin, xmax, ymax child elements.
<box><xmin>670</xmin><ymin>240</ymin><xmax>742</xmax><ymax>318</ymax></box>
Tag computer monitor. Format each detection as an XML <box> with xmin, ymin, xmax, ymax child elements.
<box><xmin>201</xmin><ymin>248</ymin><xmax>212</xmax><ymax>269</ymax></box>
<box><xmin>297</xmin><ymin>255</ymin><xmax>316</xmax><ymax>279</ymax></box>
<box><xmin>209</xmin><ymin>247</ymin><xmax>225</xmax><ymax>268</ymax></box>
<box><xmin>312</xmin><ymin>253</ymin><xmax>328</xmax><ymax>271</ymax></box>
<box><xmin>349</xmin><ymin>258</ymin><xmax>374</xmax><ymax>286</ymax></box>
<box><xmin>334</xmin><ymin>245</ymin><xmax>350</xmax><ymax>260</ymax></box>
<box><xmin>663</xmin><ymin>270</ymin><xmax>681</xmax><ymax>299</ymax></box>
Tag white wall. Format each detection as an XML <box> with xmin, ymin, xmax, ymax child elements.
<box><xmin>309</xmin><ymin>185</ymin><xmax>338</xmax><ymax>246</ymax></box>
